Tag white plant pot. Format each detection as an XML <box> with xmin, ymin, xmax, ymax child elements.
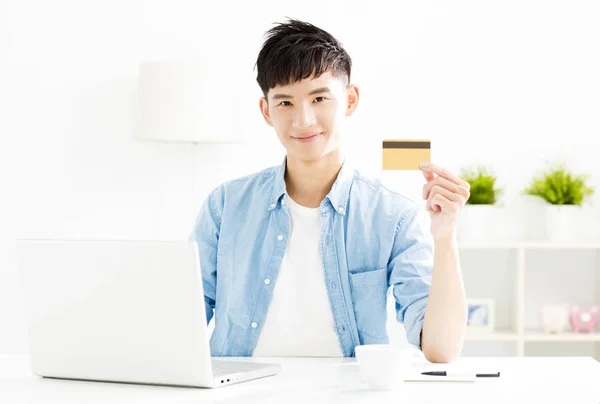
<box><xmin>457</xmin><ymin>205</ymin><xmax>496</xmax><ymax>244</ymax></box>
<box><xmin>545</xmin><ymin>205</ymin><xmax>581</xmax><ymax>243</ymax></box>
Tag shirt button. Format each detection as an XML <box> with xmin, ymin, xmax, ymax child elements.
<box><xmin>251</xmin><ymin>322</ymin><xmax>258</xmax><ymax>329</ymax></box>
<box><xmin>340</xmin><ymin>326</ymin><xmax>346</xmax><ymax>333</ymax></box>
<box><xmin>338</xmin><ymin>206</ymin><xmax>345</xmax><ymax>213</ymax></box>
<box><xmin>270</xmin><ymin>203</ymin><xmax>276</xmax><ymax>209</ymax></box>
<box><xmin>282</xmin><ymin>199</ymin><xmax>286</xmax><ymax>205</ymax></box>
<box><xmin>264</xmin><ymin>278</ymin><xmax>271</xmax><ymax>285</ymax></box>
<box><xmin>277</xmin><ymin>235</ymin><xmax>283</xmax><ymax>241</ymax></box>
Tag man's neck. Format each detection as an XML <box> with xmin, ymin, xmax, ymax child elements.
<box><xmin>284</xmin><ymin>151</ymin><xmax>344</xmax><ymax>209</ymax></box>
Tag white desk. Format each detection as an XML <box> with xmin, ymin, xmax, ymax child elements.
<box><xmin>1</xmin><ymin>356</ymin><xmax>599</xmax><ymax>403</ymax></box>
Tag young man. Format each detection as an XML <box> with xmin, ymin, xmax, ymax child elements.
<box><xmin>190</xmin><ymin>19</ymin><xmax>470</xmax><ymax>363</ymax></box>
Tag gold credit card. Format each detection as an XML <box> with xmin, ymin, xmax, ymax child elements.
<box><xmin>382</xmin><ymin>139</ymin><xmax>431</xmax><ymax>170</ymax></box>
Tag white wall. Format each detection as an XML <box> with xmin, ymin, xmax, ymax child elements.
<box><xmin>2</xmin><ymin>0</ymin><xmax>600</xmax><ymax>355</ymax></box>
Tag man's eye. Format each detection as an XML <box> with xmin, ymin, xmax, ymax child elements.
<box><xmin>314</xmin><ymin>97</ymin><xmax>327</xmax><ymax>103</ymax></box>
<box><xmin>278</xmin><ymin>101</ymin><xmax>292</xmax><ymax>106</ymax></box>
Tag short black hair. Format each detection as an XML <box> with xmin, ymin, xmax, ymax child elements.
<box><xmin>255</xmin><ymin>18</ymin><xmax>352</xmax><ymax>97</ymax></box>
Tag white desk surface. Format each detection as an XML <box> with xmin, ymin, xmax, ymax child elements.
<box><xmin>1</xmin><ymin>355</ymin><xmax>599</xmax><ymax>404</ymax></box>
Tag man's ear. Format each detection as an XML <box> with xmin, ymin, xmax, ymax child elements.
<box><xmin>259</xmin><ymin>97</ymin><xmax>273</xmax><ymax>127</ymax></box>
<box><xmin>345</xmin><ymin>84</ymin><xmax>359</xmax><ymax>117</ymax></box>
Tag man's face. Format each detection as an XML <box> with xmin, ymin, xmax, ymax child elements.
<box><xmin>259</xmin><ymin>71</ymin><xmax>359</xmax><ymax>163</ymax></box>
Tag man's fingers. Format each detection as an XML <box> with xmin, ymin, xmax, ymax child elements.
<box><xmin>430</xmin><ymin>193</ymin><xmax>460</xmax><ymax>214</ymax></box>
<box><xmin>423</xmin><ymin>176</ymin><xmax>470</xmax><ymax>201</ymax></box>
<box><xmin>427</xmin><ymin>184</ymin><xmax>462</xmax><ymax>204</ymax></box>
<box><xmin>421</xmin><ymin>162</ymin><xmax>469</xmax><ymax>189</ymax></box>
<box><xmin>421</xmin><ymin>168</ymin><xmax>435</xmax><ymax>182</ymax></box>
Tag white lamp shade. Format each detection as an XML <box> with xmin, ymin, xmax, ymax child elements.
<box><xmin>135</xmin><ymin>60</ymin><xmax>230</xmax><ymax>143</ymax></box>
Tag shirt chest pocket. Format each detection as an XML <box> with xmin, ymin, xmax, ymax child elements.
<box><xmin>348</xmin><ymin>267</ymin><xmax>389</xmax><ymax>341</ymax></box>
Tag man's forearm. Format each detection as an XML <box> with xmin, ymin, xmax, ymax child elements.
<box><xmin>421</xmin><ymin>235</ymin><xmax>468</xmax><ymax>363</ymax></box>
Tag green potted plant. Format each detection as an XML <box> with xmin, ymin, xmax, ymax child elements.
<box><xmin>457</xmin><ymin>165</ymin><xmax>503</xmax><ymax>243</ymax></box>
<box><xmin>523</xmin><ymin>162</ymin><xmax>594</xmax><ymax>243</ymax></box>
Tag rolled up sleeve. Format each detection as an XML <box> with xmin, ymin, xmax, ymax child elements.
<box><xmin>388</xmin><ymin>203</ymin><xmax>433</xmax><ymax>349</ymax></box>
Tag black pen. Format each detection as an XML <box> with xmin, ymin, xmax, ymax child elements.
<box><xmin>421</xmin><ymin>371</ymin><xmax>500</xmax><ymax>378</ymax></box>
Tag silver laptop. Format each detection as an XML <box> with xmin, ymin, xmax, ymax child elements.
<box><xmin>16</xmin><ymin>239</ymin><xmax>281</xmax><ymax>388</ymax></box>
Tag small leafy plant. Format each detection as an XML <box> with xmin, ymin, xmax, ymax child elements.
<box><xmin>459</xmin><ymin>165</ymin><xmax>502</xmax><ymax>205</ymax></box>
<box><xmin>523</xmin><ymin>162</ymin><xmax>594</xmax><ymax>206</ymax></box>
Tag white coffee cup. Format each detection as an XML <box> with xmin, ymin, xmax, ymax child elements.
<box><xmin>354</xmin><ymin>344</ymin><xmax>411</xmax><ymax>391</ymax></box>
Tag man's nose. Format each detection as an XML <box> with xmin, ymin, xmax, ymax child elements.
<box><xmin>291</xmin><ymin>105</ymin><xmax>316</xmax><ymax>129</ymax></box>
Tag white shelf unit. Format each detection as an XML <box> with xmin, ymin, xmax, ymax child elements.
<box><xmin>458</xmin><ymin>241</ymin><xmax>600</xmax><ymax>359</ymax></box>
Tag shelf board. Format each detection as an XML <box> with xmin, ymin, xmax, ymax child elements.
<box><xmin>464</xmin><ymin>329</ymin><xmax>519</xmax><ymax>341</ymax></box>
<box><xmin>458</xmin><ymin>243</ymin><xmax>521</xmax><ymax>249</ymax></box>
<box><xmin>464</xmin><ymin>331</ymin><xmax>600</xmax><ymax>342</ymax></box>
<box><xmin>523</xmin><ymin>331</ymin><xmax>600</xmax><ymax>342</ymax></box>
<box><xmin>458</xmin><ymin>241</ymin><xmax>600</xmax><ymax>250</ymax></box>
<box><xmin>520</xmin><ymin>241</ymin><xmax>600</xmax><ymax>250</ymax></box>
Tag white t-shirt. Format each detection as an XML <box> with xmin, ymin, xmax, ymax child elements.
<box><xmin>252</xmin><ymin>194</ymin><xmax>344</xmax><ymax>357</ymax></box>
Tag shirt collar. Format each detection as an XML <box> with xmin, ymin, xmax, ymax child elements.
<box><xmin>268</xmin><ymin>155</ymin><xmax>355</xmax><ymax>215</ymax></box>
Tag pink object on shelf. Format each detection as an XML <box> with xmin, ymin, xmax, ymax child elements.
<box><xmin>569</xmin><ymin>305</ymin><xmax>599</xmax><ymax>333</ymax></box>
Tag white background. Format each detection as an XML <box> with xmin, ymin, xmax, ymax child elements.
<box><xmin>1</xmin><ymin>0</ymin><xmax>599</xmax><ymax>355</ymax></box>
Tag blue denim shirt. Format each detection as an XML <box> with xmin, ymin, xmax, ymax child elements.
<box><xmin>189</xmin><ymin>157</ymin><xmax>433</xmax><ymax>357</ymax></box>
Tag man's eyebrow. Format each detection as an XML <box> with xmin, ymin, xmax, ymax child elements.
<box><xmin>271</xmin><ymin>93</ymin><xmax>293</xmax><ymax>101</ymax></box>
<box><xmin>307</xmin><ymin>86</ymin><xmax>331</xmax><ymax>96</ymax></box>
<box><xmin>270</xmin><ymin>87</ymin><xmax>332</xmax><ymax>101</ymax></box>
